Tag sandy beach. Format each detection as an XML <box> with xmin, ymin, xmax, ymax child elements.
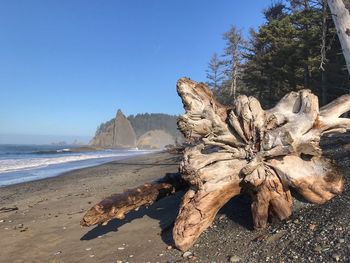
<box><xmin>0</xmin><ymin>152</ymin><xmax>183</xmax><ymax>263</ymax></box>
<box><xmin>1</xmin><ymin>148</ymin><xmax>349</xmax><ymax>263</ymax></box>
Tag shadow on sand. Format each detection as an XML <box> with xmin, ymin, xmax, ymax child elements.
<box><xmin>80</xmin><ymin>179</ymin><xmax>255</xmax><ymax>246</ymax></box>
<box><xmin>80</xmin><ymin>190</ymin><xmax>184</xmax><ymax>245</ymax></box>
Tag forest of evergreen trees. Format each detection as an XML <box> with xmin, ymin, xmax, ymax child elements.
<box><xmin>206</xmin><ymin>0</ymin><xmax>350</xmax><ymax>108</ymax></box>
<box><xmin>127</xmin><ymin>113</ymin><xmax>180</xmax><ymax>138</ymax></box>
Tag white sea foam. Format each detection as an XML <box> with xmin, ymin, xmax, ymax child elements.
<box><xmin>56</xmin><ymin>148</ymin><xmax>71</xmax><ymax>153</ymax></box>
<box><xmin>0</xmin><ymin>152</ymin><xmax>135</xmax><ymax>173</ymax></box>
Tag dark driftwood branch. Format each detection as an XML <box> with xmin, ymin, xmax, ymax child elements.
<box><xmin>80</xmin><ymin>173</ymin><xmax>187</xmax><ymax>227</ymax></box>
<box><xmin>0</xmin><ymin>206</ymin><xmax>18</xmax><ymax>213</ymax></box>
<box><xmin>81</xmin><ymin>77</ymin><xmax>349</xmax><ymax>252</ymax></box>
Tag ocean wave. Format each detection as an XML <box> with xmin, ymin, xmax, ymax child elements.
<box><xmin>32</xmin><ymin>148</ymin><xmax>72</xmax><ymax>154</ymax></box>
<box><xmin>0</xmin><ymin>152</ymin><xmax>133</xmax><ymax>173</ymax></box>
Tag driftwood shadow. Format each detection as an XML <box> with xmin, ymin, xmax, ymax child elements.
<box><xmin>80</xmin><ymin>190</ymin><xmax>257</xmax><ymax>245</ymax></box>
<box><xmin>108</xmin><ymin>162</ymin><xmax>180</xmax><ymax>166</ymax></box>
<box><xmin>106</xmin><ymin>154</ymin><xmax>183</xmax><ymax>167</ymax></box>
<box><xmin>219</xmin><ymin>193</ymin><xmax>254</xmax><ymax>230</ymax></box>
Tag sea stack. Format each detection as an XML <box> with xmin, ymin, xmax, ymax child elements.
<box><xmin>113</xmin><ymin>109</ymin><xmax>137</xmax><ymax>147</ymax></box>
<box><xmin>90</xmin><ymin>109</ymin><xmax>137</xmax><ymax>148</ymax></box>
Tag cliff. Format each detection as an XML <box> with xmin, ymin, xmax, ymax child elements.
<box><xmin>90</xmin><ymin>109</ymin><xmax>137</xmax><ymax>148</ymax></box>
<box><xmin>137</xmin><ymin>130</ymin><xmax>175</xmax><ymax>149</ymax></box>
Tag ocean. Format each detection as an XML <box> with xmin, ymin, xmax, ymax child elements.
<box><xmin>0</xmin><ymin>144</ymin><xmax>152</xmax><ymax>187</ymax></box>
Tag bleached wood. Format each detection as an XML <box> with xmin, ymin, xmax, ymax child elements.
<box><xmin>327</xmin><ymin>0</ymin><xmax>350</xmax><ymax>76</ymax></box>
<box><xmin>268</xmin><ymin>156</ymin><xmax>344</xmax><ymax>204</ymax></box>
<box><xmin>80</xmin><ymin>173</ymin><xmax>186</xmax><ymax>227</ymax></box>
<box><xmin>173</xmin><ymin>159</ymin><xmax>244</xmax><ymax>251</ymax></box>
<box><xmin>173</xmin><ymin>78</ymin><xmax>348</xmax><ymax>250</ymax></box>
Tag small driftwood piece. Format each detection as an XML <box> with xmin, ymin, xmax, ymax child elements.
<box><xmin>82</xmin><ymin>78</ymin><xmax>349</xmax><ymax>251</ymax></box>
<box><xmin>0</xmin><ymin>206</ymin><xmax>18</xmax><ymax>213</ymax></box>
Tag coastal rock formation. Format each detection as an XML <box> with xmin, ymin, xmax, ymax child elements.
<box><xmin>92</xmin><ymin>110</ymin><xmax>183</xmax><ymax>149</ymax></box>
<box><xmin>137</xmin><ymin>130</ymin><xmax>175</xmax><ymax>149</ymax></box>
<box><xmin>90</xmin><ymin>110</ymin><xmax>137</xmax><ymax>148</ymax></box>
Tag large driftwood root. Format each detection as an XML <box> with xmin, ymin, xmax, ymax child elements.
<box><xmin>269</xmin><ymin>156</ymin><xmax>344</xmax><ymax>204</ymax></box>
<box><xmin>173</xmin><ymin>158</ymin><xmax>245</xmax><ymax>251</ymax></box>
<box><xmin>248</xmin><ymin>166</ymin><xmax>293</xmax><ymax>229</ymax></box>
<box><xmin>173</xmin><ymin>78</ymin><xmax>348</xmax><ymax>250</ymax></box>
<box><xmin>81</xmin><ymin>77</ymin><xmax>349</xmax><ymax>252</ymax></box>
<box><xmin>173</xmin><ymin>183</ymin><xmax>241</xmax><ymax>251</ymax></box>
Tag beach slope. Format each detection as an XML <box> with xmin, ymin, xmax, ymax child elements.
<box><xmin>0</xmin><ymin>152</ymin><xmax>182</xmax><ymax>263</ymax></box>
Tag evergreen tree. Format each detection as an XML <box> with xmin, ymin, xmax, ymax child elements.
<box><xmin>206</xmin><ymin>52</ymin><xmax>225</xmax><ymax>90</ymax></box>
<box><xmin>222</xmin><ymin>26</ymin><xmax>246</xmax><ymax>101</ymax></box>
<box><xmin>243</xmin><ymin>2</ymin><xmax>296</xmax><ymax>106</ymax></box>
<box><xmin>242</xmin><ymin>0</ymin><xmax>349</xmax><ymax>107</ymax></box>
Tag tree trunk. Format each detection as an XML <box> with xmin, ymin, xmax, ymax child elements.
<box><xmin>327</xmin><ymin>0</ymin><xmax>350</xmax><ymax>76</ymax></box>
<box><xmin>321</xmin><ymin>70</ymin><xmax>328</xmax><ymax>105</ymax></box>
<box><xmin>81</xmin><ymin>78</ymin><xmax>350</xmax><ymax>252</ymax></box>
<box><xmin>231</xmin><ymin>48</ymin><xmax>238</xmax><ymax>99</ymax></box>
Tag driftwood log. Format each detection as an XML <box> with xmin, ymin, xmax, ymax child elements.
<box><xmin>81</xmin><ymin>78</ymin><xmax>349</xmax><ymax>251</ymax></box>
<box><xmin>80</xmin><ymin>173</ymin><xmax>186</xmax><ymax>227</ymax></box>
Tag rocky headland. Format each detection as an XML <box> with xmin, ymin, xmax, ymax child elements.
<box><xmin>90</xmin><ymin>110</ymin><xmax>137</xmax><ymax>148</ymax></box>
<box><xmin>90</xmin><ymin>109</ymin><xmax>182</xmax><ymax>149</ymax></box>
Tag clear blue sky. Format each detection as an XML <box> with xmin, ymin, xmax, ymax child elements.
<box><xmin>0</xmin><ymin>0</ymin><xmax>271</xmax><ymax>142</ymax></box>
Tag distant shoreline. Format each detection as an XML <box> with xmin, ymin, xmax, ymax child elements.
<box><xmin>0</xmin><ymin>146</ymin><xmax>158</xmax><ymax>187</ymax></box>
<box><xmin>0</xmin><ymin>151</ymin><xmax>159</xmax><ymax>190</ymax></box>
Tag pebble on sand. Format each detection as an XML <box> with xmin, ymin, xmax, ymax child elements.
<box><xmin>308</xmin><ymin>224</ymin><xmax>316</xmax><ymax>231</ymax></box>
<box><xmin>183</xmin><ymin>251</ymin><xmax>192</xmax><ymax>258</ymax></box>
<box><xmin>20</xmin><ymin>227</ymin><xmax>28</xmax><ymax>232</ymax></box>
<box><xmin>313</xmin><ymin>245</ymin><xmax>322</xmax><ymax>253</ymax></box>
<box><xmin>229</xmin><ymin>255</ymin><xmax>241</xmax><ymax>262</ymax></box>
<box><xmin>11</xmin><ymin>223</ymin><xmax>23</xmax><ymax>231</ymax></box>
<box><xmin>332</xmin><ymin>254</ymin><xmax>340</xmax><ymax>261</ymax></box>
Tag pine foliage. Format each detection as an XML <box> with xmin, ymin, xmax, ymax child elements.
<box><xmin>206</xmin><ymin>0</ymin><xmax>350</xmax><ymax>108</ymax></box>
